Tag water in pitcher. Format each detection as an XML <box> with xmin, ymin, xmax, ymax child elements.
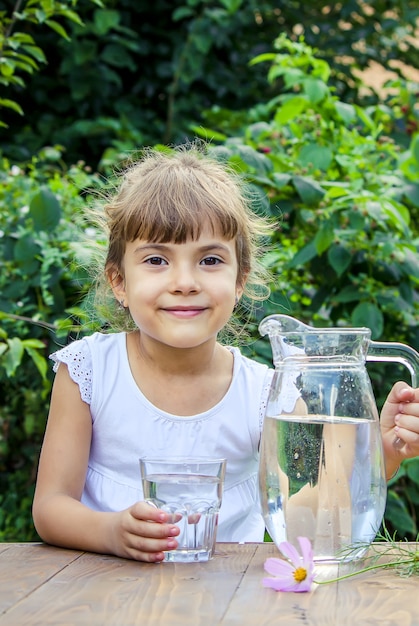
<box><xmin>259</xmin><ymin>414</ymin><xmax>387</xmax><ymax>563</ymax></box>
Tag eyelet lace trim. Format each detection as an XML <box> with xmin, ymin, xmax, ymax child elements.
<box><xmin>50</xmin><ymin>340</ymin><xmax>93</xmax><ymax>404</ymax></box>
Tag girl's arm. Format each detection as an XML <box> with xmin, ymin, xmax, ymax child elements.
<box><xmin>32</xmin><ymin>363</ymin><xmax>179</xmax><ymax>562</ymax></box>
<box><xmin>379</xmin><ymin>382</ymin><xmax>419</xmax><ymax>480</ymax></box>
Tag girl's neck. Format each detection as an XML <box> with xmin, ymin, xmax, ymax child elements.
<box><xmin>125</xmin><ymin>331</ymin><xmax>234</xmax><ymax>415</ymax></box>
<box><xmin>129</xmin><ymin>330</ymin><xmax>224</xmax><ymax>376</ymax></box>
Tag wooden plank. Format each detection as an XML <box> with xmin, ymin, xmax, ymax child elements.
<box><xmin>333</xmin><ymin>546</ymin><xmax>419</xmax><ymax>625</ymax></box>
<box><xmin>220</xmin><ymin>543</ymin><xmax>339</xmax><ymax>626</ymax></box>
<box><xmin>0</xmin><ymin>543</ymin><xmax>257</xmax><ymax>626</ymax></box>
<box><xmin>334</xmin><ymin>571</ymin><xmax>419</xmax><ymax>625</ymax></box>
<box><xmin>2</xmin><ymin>542</ymin><xmax>418</xmax><ymax>626</ymax></box>
<box><xmin>0</xmin><ymin>544</ymin><xmax>83</xmax><ymax>616</ymax></box>
<box><xmin>221</xmin><ymin>544</ymin><xmax>419</xmax><ymax>626</ymax></box>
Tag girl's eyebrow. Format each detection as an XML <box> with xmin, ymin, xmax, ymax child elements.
<box><xmin>198</xmin><ymin>243</ymin><xmax>232</xmax><ymax>256</ymax></box>
<box><xmin>132</xmin><ymin>242</ymin><xmax>233</xmax><ymax>256</ymax></box>
<box><xmin>132</xmin><ymin>243</ymin><xmax>170</xmax><ymax>255</ymax></box>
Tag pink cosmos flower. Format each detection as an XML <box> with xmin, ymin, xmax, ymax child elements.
<box><xmin>263</xmin><ymin>536</ymin><xmax>314</xmax><ymax>593</ymax></box>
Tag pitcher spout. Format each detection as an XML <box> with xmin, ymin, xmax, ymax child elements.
<box><xmin>258</xmin><ymin>314</ymin><xmax>313</xmax><ymax>337</ymax></box>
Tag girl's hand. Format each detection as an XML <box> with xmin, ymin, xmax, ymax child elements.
<box><xmin>380</xmin><ymin>382</ymin><xmax>419</xmax><ymax>478</ymax></box>
<box><xmin>108</xmin><ymin>501</ymin><xmax>180</xmax><ymax>562</ymax></box>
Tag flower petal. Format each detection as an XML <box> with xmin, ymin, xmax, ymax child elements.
<box><xmin>264</xmin><ymin>557</ymin><xmax>294</xmax><ymax>577</ymax></box>
<box><xmin>263</xmin><ymin>576</ymin><xmax>312</xmax><ymax>593</ymax></box>
<box><xmin>297</xmin><ymin>536</ymin><xmax>313</xmax><ymax>564</ymax></box>
<box><xmin>278</xmin><ymin>540</ymin><xmax>302</xmax><ymax>567</ymax></box>
<box><xmin>262</xmin><ymin>577</ymin><xmax>288</xmax><ymax>591</ymax></box>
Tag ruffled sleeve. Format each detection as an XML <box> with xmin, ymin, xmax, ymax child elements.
<box><xmin>50</xmin><ymin>338</ymin><xmax>93</xmax><ymax>404</ymax></box>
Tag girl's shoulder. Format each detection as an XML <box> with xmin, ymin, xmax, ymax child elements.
<box><xmin>229</xmin><ymin>346</ymin><xmax>272</xmax><ymax>376</ymax></box>
<box><xmin>49</xmin><ymin>332</ymin><xmax>126</xmax><ymax>403</ymax></box>
<box><xmin>51</xmin><ymin>331</ymin><xmax>124</xmax><ymax>359</ymax></box>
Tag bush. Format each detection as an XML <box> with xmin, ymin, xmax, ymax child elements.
<box><xmin>0</xmin><ymin>149</ymin><xmax>102</xmax><ymax>540</ymax></box>
<box><xmin>195</xmin><ymin>35</ymin><xmax>419</xmax><ymax>536</ymax></box>
<box><xmin>1</xmin><ymin>30</ymin><xmax>418</xmax><ymax>541</ymax></box>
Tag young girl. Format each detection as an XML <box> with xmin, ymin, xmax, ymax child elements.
<box><xmin>32</xmin><ymin>144</ymin><xmax>419</xmax><ymax>563</ymax></box>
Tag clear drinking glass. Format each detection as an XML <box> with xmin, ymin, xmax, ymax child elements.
<box><xmin>139</xmin><ymin>457</ymin><xmax>226</xmax><ymax>563</ymax></box>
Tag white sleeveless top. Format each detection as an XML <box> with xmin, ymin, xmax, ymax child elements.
<box><xmin>51</xmin><ymin>332</ymin><xmax>273</xmax><ymax>542</ymax></box>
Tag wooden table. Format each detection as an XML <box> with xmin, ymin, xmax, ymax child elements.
<box><xmin>1</xmin><ymin>542</ymin><xmax>418</xmax><ymax>625</ymax></box>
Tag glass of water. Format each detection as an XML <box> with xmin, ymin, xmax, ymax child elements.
<box><xmin>139</xmin><ymin>457</ymin><xmax>226</xmax><ymax>563</ymax></box>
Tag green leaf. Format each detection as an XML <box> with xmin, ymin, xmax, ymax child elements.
<box><xmin>218</xmin><ymin>0</ymin><xmax>243</xmax><ymax>12</ymax></box>
<box><xmin>411</xmin><ymin>135</ymin><xmax>419</xmax><ymax>163</ymax></box>
<box><xmin>22</xmin><ymin>339</ymin><xmax>47</xmax><ymax>349</ymax></box>
<box><xmin>24</xmin><ymin>346</ymin><xmax>47</xmax><ymax>381</ymax></box>
<box><xmin>102</xmin><ymin>44</ymin><xmax>136</xmax><ymax>70</ymax></box>
<box><xmin>45</xmin><ymin>20</ymin><xmax>70</xmax><ymax>41</ymax></box>
<box><xmin>14</xmin><ymin>235</ymin><xmax>41</xmax><ymax>270</ymax></box>
<box><xmin>401</xmin><ymin>249</ymin><xmax>419</xmax><ymax>277</ymax></box>
<box><xmin>232</xmin><ymin>145</ymin><xmax>272</xmax><ymax>175</ymax></box>
<box><xmin>21</xmin><ymin>44</ymin><xmax>47</xmax><ymax>63</ymax></box>
<box><xmin>190</xmin><ymin>126</ymin><xmax>227</xmax><ymax>142</ymax></box>
<box><xmin>327</xmin><ymin>244</ymin><xmax>352</xmax><ymax>276</ymax></box>
<box><xmin>314</xmin><ymin>222</ymin><xmax>334</xmax><ymax>255</ymax></box>
<box><xmin>402</xmin><ymin>183</ymin><xmax>419</xmax><ymax>208</ymax></box>
<box><xmin>293</xmin><ymin>176</ymin><xmax>325</xmax><ymax>205</ymax></box>
<box><xmin>193</xmin><ymin>33</ymin><xmax>213</xmax><ymax>55</ymax></box>
<box><xmin>249</xmin><ymin>53</ymin><xmax>276</xmax><ymax>66</ymax></box>
<box><xmin>303</xmin><ymin>77</ymin><xmax>328</xmax><ymax>103</ymax></box>
<box><xmin>297</xmin><ymin>144</ymin><xmax>333</xmax><ymax>171</ymax></box>
<box><xmin>404</xmin><ymin>458</ymin><xmax>419</xmax><ymax>483</ymax></box>
<box><xmin>355</xmin><ymin>105</ymin><xmax>376</xmax><ymax>132</ymax></box>
<box><xmin>0</xmin><ymin>98</ymin><xmax>23</xmax><ymax>114</ymax></box>
<box><xmin>274</xmin><ymin>96</ymin><xmax>307</xmax><ymax>124</ymax></box>
<box><xmin>323</xmin><ymin>184</ymin><xmax>350</xmax><ymax>199</ymax></box>
<box><xmin>59</xmin><ymin>10</ymin><xmax>84</xmax><ymax>27</ymax></box>
<box><xmin>29</xmin><ymin>187</ymin><xmax>62</xmax><ymax>232</ymax></box>
<box><xmin>288</xmin><ymin>241</ymin><xmax>318</xmax><ymax>268</ymax></box>
<box><xmin>173</xmin><ymin>7</ymin><xmax>194</xmax><ymax>20</ymax></box>
<box><xmin>247</xmin><ymin>183</ymin><xmax>271</xmax><ymax>216</ymax></box>
<box><xmin>351</xmin><ymin>302</ymin><xmax>384</xmax><ymax>338</ymax></box>
<box><xmin>384</xmin><ymin>490</ymin><xmax>416</xmax><ymax>536</ymax></box>
<box><xmin>334</xmin><ymin>101</ymin><xmax>356</xmax><ymax>125</ymax></box>
<box><xmin>93</xmin><ymin>9</ymin><xmax>120</xmax><ymax>35</ymax></box>
<box><xmin>2</xmin><ymin>338</ymin><xmax>24</xmax><ymax>377</ymax></box>
<box><xmin>272</xmin><ymin>173</ymin><xmax>292</xmax><ymax>190</ymax></box>
<box><xmin>334</xmin><ymin>285</ymin><xmax>363</xmax><ymax>303</ymax></box>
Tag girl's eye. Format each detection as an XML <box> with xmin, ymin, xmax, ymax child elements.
<box><xmin>146</xmin><ymin>256</ymin><xmax>167</xmax><ymax>265</ymax></box>
<box><xmin>201</xmin><ymin>256</ymin><xmax>221</xmax><ymax>266</ymax></box>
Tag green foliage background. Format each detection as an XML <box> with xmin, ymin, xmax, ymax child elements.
<box><xmin>0</xmin><ymin>0</ymin><xmax>418</xmax><ymax>541</ymax></box>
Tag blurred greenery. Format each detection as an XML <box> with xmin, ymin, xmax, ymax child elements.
<box><xmin>0</xmin><ymin>0</ymin><xmax>418</xmax><ymax>542</ymax></box>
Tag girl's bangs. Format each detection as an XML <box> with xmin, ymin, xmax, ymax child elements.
<box><xmin>126</xmin><ymin>199</ymin><xmax>240</xmax><ymax>244</ymax></box>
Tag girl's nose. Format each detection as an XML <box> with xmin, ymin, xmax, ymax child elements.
<box><xmin>170</xmin><ymin>264</ymin><xmax>200</xmax><ymax>293</ymax></box>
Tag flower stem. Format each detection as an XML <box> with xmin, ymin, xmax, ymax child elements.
<box><xmin>314</xmin><ymin>558</ymin><xmax>413</xmax><ymax>585</ymax></box>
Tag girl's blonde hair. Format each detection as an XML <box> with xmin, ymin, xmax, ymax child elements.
<box><xmin>92</xmin><ymin>142</ymin><xmax>273</xmax><ymax>332</ymax></box>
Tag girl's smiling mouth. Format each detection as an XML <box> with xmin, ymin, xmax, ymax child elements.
<box><xmin>163</xmin><ymin>306</ymin><xmax>207</xmax><ymax>318</ymax></box>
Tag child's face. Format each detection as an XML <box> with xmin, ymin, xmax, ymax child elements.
<box><xmin>111</xmin><ymin>224</ymin><xmax>243</xmax><ymax>350</ymax></box>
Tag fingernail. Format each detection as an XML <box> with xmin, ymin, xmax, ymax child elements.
<box><xmin>169</xmin><ymin>526</ymin><xmax>179</xmax><ymax>536</ymax></box>
<box><xmin>167</xmin><ymin>539</ymin><xmax>177</xmax><ymax>549</ymax></box>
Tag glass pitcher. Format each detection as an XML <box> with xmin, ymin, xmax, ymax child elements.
<box><xmin>258</xmin><ymin>314</ymin><xmax>419</xmax><ymax>563</ymax></box>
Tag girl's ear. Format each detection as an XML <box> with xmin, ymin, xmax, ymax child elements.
<box><xmin>236</xmin><ymin>272</ymin><xmax>248</xmax><ymax>300</ymax></box>
<box><xmin>108</xmin><ymin>267</ymin><xmax>126</xmax><ymax>303</ymax></box>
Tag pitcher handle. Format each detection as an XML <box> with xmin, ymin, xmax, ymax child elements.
<box><xmin>367</xmin><ymin>341</ymin><xmax>419</xmax><ymax>387</ymax></box>
<box><xmin>368</xmin><ymin>340</ymin><xmax>419</xmax><ymax>450</ymax></box>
